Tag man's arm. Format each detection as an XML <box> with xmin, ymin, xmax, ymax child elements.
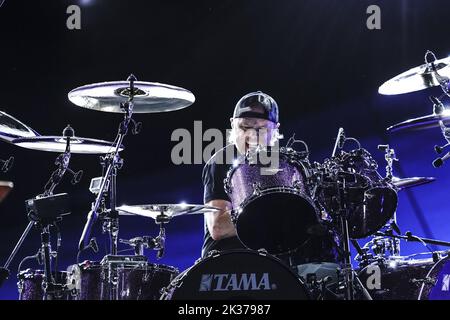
<box><xmin>205</xmin><ymin>199</ymin><xmax>237</xmax><ymax>241</ymax></box>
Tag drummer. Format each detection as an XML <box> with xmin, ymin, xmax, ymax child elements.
<box><xmin>201</xmin><ymin>91</ymin><xmax>340</xmax><ymax>275</ymax></box>
<box><xmin>201</xmin><ymin>91</ymin><xmax>280</xmax><ymax>258</ymax></box>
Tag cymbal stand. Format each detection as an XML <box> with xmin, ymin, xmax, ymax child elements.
<box><xmin>0</xmin><ymin>127</ymin><xmax>78</xmax><ymax>298</ymax></box>
<box><xmin>78</xmin><ymin>74</ymin><xmax>142</xmax><ymax>300</ymax></box>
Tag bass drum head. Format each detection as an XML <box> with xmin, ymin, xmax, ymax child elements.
<box><xmin>419</xmin><ymin>255</ymin><xmax>450</xmax><ymax>300</ymax></box>
<box><xmin>237</xmin><ymin>190</ymin><xmax>319</xmax><ymax>254</ymax></box>
<box><xmin>162</xmin><ymin>250</ymin><xmax>309</xmax><ymax>300</ymax></box>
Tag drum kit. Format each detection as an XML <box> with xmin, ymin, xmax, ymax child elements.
<box><xmin>1</xmin><ymin>50</ymin><xmax>450</xmax><ymax>300</ymax></box>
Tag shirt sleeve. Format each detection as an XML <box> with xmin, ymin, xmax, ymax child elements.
<box><xmin>202</xmin><ymin>160</ymin><xmax>230</xmax><ymax>204</ymax></box>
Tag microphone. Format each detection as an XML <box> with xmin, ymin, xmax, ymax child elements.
<box><xmin>78</xmin><ymin>210</ymin><xmax>98</xmax><ymax>252</ymax></box>
<box><xmin>332</xmin><ymin>127</ymin><xmax>345</xmax><ymax>157</ymax></box>
<box><xmin>432</xmin><ymin>152</ymin><xmax>450</xmax><ymax>168</ymax></box>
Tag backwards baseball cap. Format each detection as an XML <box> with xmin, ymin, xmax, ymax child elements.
<box><xmin>232</xmin><ymin>91</ymin><xmax>279</xmax><ymax>123</ymax></box>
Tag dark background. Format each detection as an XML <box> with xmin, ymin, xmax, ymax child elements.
<box><xmin>1</xmin><ymin>0</ymin><xmax>450</xmax><ymax>299</ymax></box>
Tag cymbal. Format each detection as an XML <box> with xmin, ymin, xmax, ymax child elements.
<box><xmin>68</xmin><ymin>81</ymin><xmax>195</xmax><ymax>113</ymax></box>
<box><xmin>386</xmin><ymin>113</ymin><xmax>450</xmax><ymax>133</ymax></box>
<box><xmin>392</xmin><ymin>176</ymin><xmax>435</xmax><ymax>190</ymax></box>
<box><xmin>0</xmin><ymin>181</ymin><xmax>13</xmax><ymax>203</ymax></box>
<box><xmin>379</xmin><ymin>56</ymin><xmax>450</xmax><ymax>95</ymax></box>
<box><xmin>0</xmin><ymin>111</ymin><xmax>39</xmax><ymax>143</ymax></box>
<box><xmin>12</xmin><ymin>136</ymin><xmax>124</xmax><ymax>154</ymax></box>
<box><xmin>117</xmin><ymin>204</ymin><xmax>220</xmax><ymax>220</ymax></box>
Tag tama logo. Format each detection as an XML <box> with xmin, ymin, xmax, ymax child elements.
<box><xmin>199</xmin><ymin>273</ymin><xmax>275</xmax><ymax>292</ymax></box>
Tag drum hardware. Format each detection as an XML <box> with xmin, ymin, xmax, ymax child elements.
<box><xmin>333</xmin><ymin>173</ymin><xmax>357</xmax><ymax>300</ymax></box>
<box><xmin>78</xmin><ymin>75</ymin><xmax>141</xmax><ymax>288</ymax></box>
<box><xmin>0</xmin><ymin>122</ymin><xmax>118</xmax><ymax>297</ymax></box>
<box><xmin>374</xmin><ymin>230</ymin><xmax>450</xmax><ymax>250</ymax></box>
<box><xmin>331</xmin><ymin>127</ymin><xmax>345</xmax><ymax>157</ymax></box>
<box><xmin>119</xmin><ymin>228</ymin><xmax>166</xmax><ymax>259</ymax></box>
<box><xmin>119</xmin><ymin>236</ymin><xmax>157</xmax><ymax>256</ymax></box>
<box><xmin>0</xmin><ymin>156</ymin><xmax>13</xmax><ymax>173</ymax></box>
<box><xmin>117</xmin><ymin>204</ymin><xmax>219</xmax><ymax>260</ymax></box>
<box><xmin>76</xmin><ymin>238</ymin><xmax>99</xmax><ymax>264</ymax></box>
<box><xmin>0</xmin><ymin>128</ymin><xmax>80</xmax><ymax>298</ymax></box>
<box><xmin>377</xmin><ymin>144</ymin><xmax>397</xmax><ymax>181</ymax></box>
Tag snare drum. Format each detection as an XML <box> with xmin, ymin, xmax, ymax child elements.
<box><xmin>68</xmin><ymin>257</ymin><xmax>178</xmax><ymax>300</ymax></box>
<box><xmin>161</xmin><ymin>249</ymin><xmax>310</xmax><ymax>300</ymax></box>
<box><xmin>224</xmin><ymin>147</ymin><xmax>319</xmax><ymax>254</ymax></box>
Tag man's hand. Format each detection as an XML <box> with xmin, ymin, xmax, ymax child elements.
<box><xmin>205</xmin><ymin>199</ymin><xmax>237</xmax><ymax>240</ymax></box>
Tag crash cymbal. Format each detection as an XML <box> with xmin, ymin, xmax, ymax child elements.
<box><xmin>117</xmin><ymin>204</ymin><xmax>220</xmax><ymax>220</ymax></box>
<box><xmin>0</xmin><ymin>111</ymin><xmax>39</xmax><ymax>143</ymax></box>
<box><xmin>379</xmin><ymin>56</ymin><xmax>450</xmax><ymax>95</ymax></box>
<box><xmin>386</xmin><ymin>113</ymin><xmax>450</xmax><ymax>133</ymax></box>
<box><xmin>12</xmin><ymin>136</ymin><xmax>124</xmax><ymax>154</ymax></box>
<box><xmin>392</xmin><ymin>176</ymin><xmax>435</xmax><ymax>190</ymax></box>
<box><xmin>68</xmin><ymin>81</ymin><xmax>195</xmax><ymax>113</ymax></box>
<box><xmin>0</xmin><ymin>181</ymin><xmax>13</xmax><ymax>203</ymax></box>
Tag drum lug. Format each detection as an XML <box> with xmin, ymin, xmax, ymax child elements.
<box><xmin>252</xmin><ymin>182</ymin><xmax>261</xmax><ymax>196</ymax></box>
<box><xmin>293</xmin><ymin>180</ymin><xmax>303</xmax><ymax>190</ymax></box>
<box><xmin>257</xmin><ymin>248</ymin><xmax>269</xmax><ymax>256</ymax></box>
<box><xmin>224</xmin><ymin>177</ymin><xmax>232</xmax><ymax>194</ymax></box>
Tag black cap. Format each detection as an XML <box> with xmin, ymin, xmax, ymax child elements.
<box><xmin>233</xmin><ymin>91</ymin><xmax>279</xmax><ymax>123</ymax></box>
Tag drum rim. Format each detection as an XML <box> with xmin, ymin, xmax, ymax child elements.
<box><xmin>418</xmin><ymin>253</ymin><xmax>450</xmax><ymax>300</ymax></box>
<box><xmin>224</xmin><ymin>149</ymin><xmax>313</xmax><ymax>195</ymax></box>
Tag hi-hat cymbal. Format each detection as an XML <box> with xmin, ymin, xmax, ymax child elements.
<box><xmin>117</xmin><ymin>204</ymin><xmax>220</xmax><ymax>220</ymax></box>
<box><xmin>0</xmin><ymin>111</ymin><xmax>39</xmax><ymax>143</ymax></box>
<box><xmin>386</xmin><ymin>113</ymin><xmax>450</xmax><ymax>133</ymax></box>
<box><xmin>68</xmin><ymin>81</ymin><xmax>195</xmax><ymax>113</ymax></box>
<box><xmin>12</xmin><ymin>136</ymin><xmax>124</xmax><ymax>154</ymax></box>
<box><xmin>392</xmin><ymin>176</ymin><xmax>435</xmax><ymax>190</ymax></box>
<box><xmin>379</xmin><ymin>56</ymin><xmax>450</xmax><ymax>95</ymax></box>
<box><xmin>0</xmin><ymin>181</ymin><xmax>13</xmax><ymax>203</ymax></box>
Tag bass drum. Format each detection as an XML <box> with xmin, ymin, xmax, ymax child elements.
<box><xmin>418</xmin><ymin>254</ymin><xmax>450</xmax><ymax>300</ymax></box>
<box><xmin>161</xmin><ymin>250</ymin><xmax>310</xmax><ymax>300</ymax></box>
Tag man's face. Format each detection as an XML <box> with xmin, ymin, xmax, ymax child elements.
<box><xmin>231</xmin><ymin>117</ymin><xmax>279</xmax><ymax>155</ymax></box>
